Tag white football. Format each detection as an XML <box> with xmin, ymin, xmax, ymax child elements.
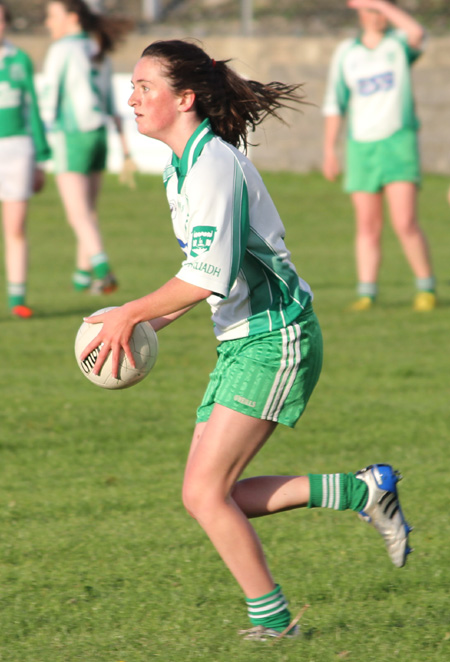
<box><xmin>74</xmin><ymin>307</ymin><xmax>158</xmax><ymax>389</ymax></box>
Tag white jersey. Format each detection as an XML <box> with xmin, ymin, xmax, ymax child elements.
<box><xmin>40</xmin><ymin>32</ymin><xmax>116</xmax><ymax>133</ymax></box>
<box><xmin>322</xmin><ymin>29</ymin><xmax>422</xmax><ymax>142</ymax></box>
<box><xmin>164</xmin><ymin>120</ymin><xmax>313</xmax><ymax>341</ymax></box>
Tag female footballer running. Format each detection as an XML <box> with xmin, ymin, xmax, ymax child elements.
<box><xmin>81</xmin><ymin>40</ymin><xmax>412</xmax><ymax>640</ymax></box>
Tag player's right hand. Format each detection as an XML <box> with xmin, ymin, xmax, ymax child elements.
<box><xmin>81</xmin><ymin>306</ymin><xmax>136</xmax><ymax>378</ymax></box>
<box><xmin>322</xmin><ymin>151</ymin><xmax>341</xmax><ymax>182</ymax></box>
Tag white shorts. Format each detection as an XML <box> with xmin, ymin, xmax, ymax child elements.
<box><xmin>0</xmin><ymin>136</ymin><xmax>35</xmax><ymax>201</ymax></box>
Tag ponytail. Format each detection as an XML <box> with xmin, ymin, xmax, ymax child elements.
<box><xmin>141</xmin><ymin>40</ymin><xmax>306</xmax><ymax>151</ymax></box>
<box><xmin>0</xmin><ymin>2</ymin><xmax>12</xmax><ymax>24</ymax></box>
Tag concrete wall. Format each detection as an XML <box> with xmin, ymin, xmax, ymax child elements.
<box><xmin>16</xmin><ymin>33</ymin><xmax>450</xmax><ymax>174</ymax></box>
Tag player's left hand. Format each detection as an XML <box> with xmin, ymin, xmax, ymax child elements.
<box><xmin>322</xmin><ymin>150</ymin><xmax>341</xmax><ymax>182</ymax></box>
<box><xmin>80</xmin><ymin>306</ymin><xmax>136</xmax><ymax>378</ymax></box>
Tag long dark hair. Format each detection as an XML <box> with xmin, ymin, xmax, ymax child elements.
<box><xmin>56</xmin><ymin>0</ymin><xmax>133</xmax><ymax>60</ymax></box>
<box><xmin>0</xmin><ymin>2</ymin><xmax>11</xmax><ymax>24</ymax></box>
<box><xmin>141</xmin><ymin>40</ymin><xmax>307</xmax><ymax>151</ymax></box>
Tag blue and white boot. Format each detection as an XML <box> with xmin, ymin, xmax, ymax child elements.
<box><xmin>356</xmin><ymin>464</ymin><xmax>413</xmax><ymax>568</ymax></box>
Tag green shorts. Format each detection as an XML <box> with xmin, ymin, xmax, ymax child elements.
<box><xmin>197</xmin><ymin>306</ymin><xmax>323</xmax><ymax>428</ymax></box>
<box><xmin>345</xmin><ymin>129</ymin><xmax>421</xmax><ymax>193</ymax></box>
<box><xmin>51</xmin><ymin>127</ymin><xmax>107</xmax><ymax>174</ymax></box>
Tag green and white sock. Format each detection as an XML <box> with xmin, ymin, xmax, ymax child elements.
<box><xmin>8</xmin><ymin>283</ymin><xmax>26</xmax><ymax>309</ymax></box>
<box><xmin>246</xmin><ymin>584</ymin><xmax>291</xmax><ymax>632</ymax></box>
<box><xmin>308</xmin><ymin>473</ymin><xmax>368</xmax><ymax>512</ymax></box>
<box><xmin>357</xmin><ymin>282</ymin><xmax>377</xmax><ymax>300</ymax></box>
<box><xmin>72</xmin><ymin>269</ymin><xmax>91</xmax><ymax>291</ymax></box>
<box><xmin>91</xmin><ymin>252</ymin><xmax>110</xmax><ymax>279</ymax></box>
<box><xmin>416</xmin><ymin>276</ymin><xmax>435</xmax><ymax>293</ymax></box>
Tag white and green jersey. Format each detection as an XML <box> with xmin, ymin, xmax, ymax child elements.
<box><xmin>40</xmin><ymin>32</ymin><xmax>116</xmax><ymax>133</ymax></box>
<box><xmin>0</xmin><ymin>40</ymin><xmax>50</xmax><ymax>161</ymax></box>
<box><xmin>164</xmin><ymin>119</ymin><xmax>313</xmax><ymax>341</ymax></box>
<box><xmin>323</xmin><ymin>29</ymin><xmax>422</xmax><ymax>142</ymax></box>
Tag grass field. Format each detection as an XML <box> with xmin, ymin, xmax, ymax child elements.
<box><xmin>1</xmin><ymin>172</ymin><xmax>449</xmax><ymax>662</ymax></box>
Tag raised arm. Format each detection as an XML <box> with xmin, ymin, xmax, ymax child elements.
<box><xmin>347</xmin><ymin>0</ymin><xmax>425</xmax><ymax>49</ymax></box>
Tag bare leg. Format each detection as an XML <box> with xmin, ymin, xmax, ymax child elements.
<box><xmin>2</xmin><ymin>200</ymin><xmax>28</xmax><ymax>284</ymax></box>
<box><xmin>232</xmin><ymin>475</ymin><xmax>310</xmax><ymax>517</ymax></box>
<box><xmin>76</xmin><ymin>172</ymin><xmax>104</xmax><ymax>270</ymax></box>
<box><xmin>384</xmin><ymin>181</ymin><xmax>433</xmax><ymax>279</ymax></box>
<box><xmin>56</xmin><ymin>172</ymin><xmax>104</xmax><ymax>271</ymax></box>
<box><xmin>351</xmin><ymin>191</ymin><xmax>384</xmax><ymax>284</ymax></box>
<box><xmin>183</xmin><ymin>405</ymin><xmax>284</xmax><ymax>598</ymax></box>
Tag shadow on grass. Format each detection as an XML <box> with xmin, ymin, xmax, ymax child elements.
<box><xmin>2</xmin><ymin>305</ymin><xmax>121</xmax><ymax>323</ymax></box>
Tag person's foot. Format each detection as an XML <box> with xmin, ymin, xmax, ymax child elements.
<box><xmin>11</xmin><ymin>304</ymin><xmax>33</xmax><ymax>319</ymax></box>
<box><xmin>72</xmin><ymin>271</ymin><xmax>92</xmax><ymax>291</ymax></box>
<box><xmin>347</xmin><ymin>296</ymin><xmax>374</xmax><ymax>311</ymax></box>
<box><xmin>90</xmin><ymin>273</ymin><xmax>118</xmax><ymax>295</ymax></box>
<box><xmin>356</xmin><ymin>464</ymin><xmax>412</xmax><ymax>568</ymax></box>
<box><xmin>238</xmin><ymin>624</ymin><xmax>299</xmax><ymax>641</ymax></box>
<box><xmin>413</xmin><ymin>291</ymin><xmax>436</xmax><ymax>311</ymax></box>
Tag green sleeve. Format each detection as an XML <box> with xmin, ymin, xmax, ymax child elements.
<box><xmin>22</xmin><ymin>52</ymin><xmax>51</xmax><ymax>162</ymax></box>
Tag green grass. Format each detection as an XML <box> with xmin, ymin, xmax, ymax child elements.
<box><xmin>1</xmin><ymin>172</ymin><xmax>449</xmax><ymax>661</ymax></box>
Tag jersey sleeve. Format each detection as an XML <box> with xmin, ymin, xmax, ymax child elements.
<box><xmin>391</xmin><ymin>28</ymin><xmax>424</xmax><ymax>64</ymax></box>
<box><xmin>39</xmin><ymin>42</ymin><xmax>66</xmax><ymax>128</ymax></box>
<box><xmin>21</xmin><ymin>52</ymin><xmax>51</xmax><ymax>162</ymax></box>
<box><xmin>175</xmin><ymin>151</ymin><xmax>250</xmax><ymax>297</ymax></box>
<box><xmin>103</xmin><ymin>57</ymin><xmax>116</xmax><ymax>117</ymax></box>
<box><xmin>322</xmin><ymin>39</ymin><xmax>353</xmax><ymax>117</ymax></box>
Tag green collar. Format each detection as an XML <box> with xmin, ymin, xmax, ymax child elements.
<box><xmin>355</xmin><ymin>27</ymin><xmax>393</xmax><ymax>48</ymax></box>
<box><xmin>59</xmin><ymin>31</ymin><xmax>88</xmax><ymax>44</ymax></box>
<box><xmin>171</xmin><ymin>119</ymin><xmax>215</xmax><ymax>192</ymax></box>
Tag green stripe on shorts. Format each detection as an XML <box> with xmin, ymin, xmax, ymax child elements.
<box><xmin>196</xmin><ymin>306</ymin><xmax>323</xmax><ymax>428</ymax></box>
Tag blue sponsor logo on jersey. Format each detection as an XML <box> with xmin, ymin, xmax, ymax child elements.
<box><xmin>357</xmin><ymin>71</ymin><xmax>394</xmax><ymax>96</ymax></box>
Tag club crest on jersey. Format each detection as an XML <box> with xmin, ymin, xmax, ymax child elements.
<box><xmin>10</xmin><ymin>63</ymin><xmax>26</xmax><ymax>82</ymax></box>
<box><xmin>190</xmin><ymin>226</ymin><xmax>217</xmax><ymax>257</ymax></box>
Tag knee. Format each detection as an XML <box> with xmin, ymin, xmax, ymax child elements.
<box><xmin>356</xmin><ymin>218</ymin><xmax>382</xmax><ymax>242</ymax></box>
<box><xmin>6</xmin><ymin>226</ymin><xmax>26</xmax><ymax>242</ymax></box>
<box><xmin>182</xmin><ymin>476</ymin><xmax>223</xmax><ymax>522</ymax></box>
<box><xmin>182</xmin><ymin>477</ymin><xmax>203</xmax><ymax>520</ymax></box>
<box><xmin>394</xmin><ymin>218</ymin><xmax>420</xmax><ymax>239</ymax></box>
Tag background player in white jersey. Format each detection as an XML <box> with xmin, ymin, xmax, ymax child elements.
<box><xmin>81</xmin><ymin>40</ymin><xmax>412</xmax><ymax>640</ymax></box>
<box><xmin>0</xmin><ymin>2</ymin><xmax>50</xmax><ymax>318</ymax></box>
<box><xmin>322</xmin><ymin>0</ymin><xmax>436</xmax><ymax>312</ymax></box>
<box><xmin>41</xmin><ymin>0</ymin><xmax>134</xmax><ymax>294</ymax></box>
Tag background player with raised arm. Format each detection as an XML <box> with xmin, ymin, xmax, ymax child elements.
<box><xmin>0</xmin><ymin>1</ymin><xmax>50</xmax><ymax>318</ymax></box>
<box><xmin>81</xmin><ymin>40</ymin><xmax>412</xmax><ymax>640</ymax></box>
<box><xmin>41</xmin><ymin>0</ymin><xmax>133</xmax><ymax>295</ymax></box>
<box><xmin>322</xmin><ymin>0</ymin><xmax>436</xmax><ymax>311</ymax></box>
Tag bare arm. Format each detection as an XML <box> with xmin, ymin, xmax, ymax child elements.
<box><xmin>322</xmin><ymin>114</ymin><xmax>343</xmax><ymax>181</ymax></box>
<box><xmin>112</xmin><ymin>115</ymin><xmax>130</xmax><ymax>158</ymax></box>
<box><xmin>149</xmin><ymin>304</ymin><xmax>200</xmax><ymax>332</ymax></box>
<box><xmin>81</xmin><ymin>277</ymin><xmax>212</xmax><ymax>376</ymax></box>
<box><xmin>347</xmin><ymin>0</ymin><xmax>425</xmax><ymax>49</ymax></box>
